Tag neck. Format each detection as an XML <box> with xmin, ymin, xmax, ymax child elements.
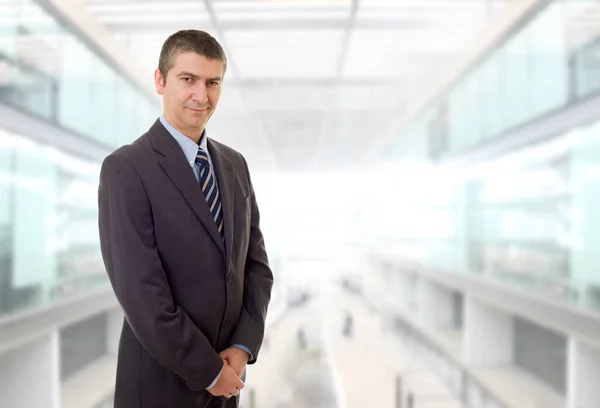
<box><xmin>163</xmin><ymin>113</ymin><xmax>204</xmax><ymax>144</ymax></box>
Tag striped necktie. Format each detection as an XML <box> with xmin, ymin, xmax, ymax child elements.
<box><xmin>195</xmin><ymin>147</ymin><xmax>225</xmax><ymax>243</ymax></box>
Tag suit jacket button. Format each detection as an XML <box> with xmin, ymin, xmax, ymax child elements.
<box><xmin>227</xmin><ymin>273</ymin><xmax>234</xmax><ymax>283</ymax></box>
<box><xmin>223</xmin><ymin>320</ymin><xmax>230</xmax><ymax>328</ymax></box>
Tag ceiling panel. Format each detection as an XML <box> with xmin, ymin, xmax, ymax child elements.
<box><xmin>245</xmin><ymin>86</ymin><xmax>334</xmax><ymax>112</ymax></box>
<box><xmin>212</xmin><ymin>0</ymin><xmax>353</xmax><ymax>12</ymax></box>
<box><xmin>80</xmin><ymin>0</ymin><xmax>515</xmax><ymax>170</ymax></box>
<box><xmin>87</xmin><ymin>1</ymin><xmax>207</xmax><ymax>15</ymax></box>
<box><xmin>342</xmin><ymin>28</ymin><xmax>473</xmax><ymax>79</ymax></box>
<box><xmin>96</xmin><ymin>12</ymin><xmax>209</xmax><ymax>25</ymax></box>
<box><xmin>217</xmin><ymin>10</ymin><xmax>351</xmax><ymax>22</ymax></box>
<box><xmin>224</xmin><ymin>29</ymin><xmax>346</xmax><ymax>79</ymax></box>
<box><xmin>358</xmin><ymin>0</ymin><xmax>497</xmax><ymax>11</ymax></box>
<box><xmin>355</xmin><ymin>0</ymin><xmax>488</xmax><ymax>26</ymax></box>
<box><xmin>332</xmin><ymin>85</ymin><xmax>406</xmax><ymax>111</ymax></box>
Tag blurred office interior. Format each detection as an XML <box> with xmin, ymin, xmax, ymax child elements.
<box><xmin>1</xmin><ymin>0</ymin><xmax>600</xmax><ymax>407</ymax></box>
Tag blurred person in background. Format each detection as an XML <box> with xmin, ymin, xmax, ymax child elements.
<box><xmin>98</xmin><ymin>29</ymin><xmax>274</xmax><ymax>408</ymax></box>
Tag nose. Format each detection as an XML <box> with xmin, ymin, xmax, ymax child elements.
<box><xmin>192</xmin><ymin>82</ymin><xmax>208</xmax><ymax>104</ymax></box>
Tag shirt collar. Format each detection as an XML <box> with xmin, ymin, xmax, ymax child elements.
<box><xmin>159</xmin><ymin>114</ymin><xmax>208</xmax><ymax>164</ymax></box>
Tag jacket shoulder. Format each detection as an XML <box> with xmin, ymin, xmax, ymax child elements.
<box><xmin>103</xmin><ymin>133</ymin><xmax>152</xmax><ymax>167</ymax></box>
<box><xmin>210</xmin><ymin>139</ymin><xmax>247</xmax><ymax>167</ymax></box>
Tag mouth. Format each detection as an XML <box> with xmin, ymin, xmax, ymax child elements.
<box><xmin>187</xmin><ymin>107</ymin><xmax>209</xmax><ymax>113</ymax></box>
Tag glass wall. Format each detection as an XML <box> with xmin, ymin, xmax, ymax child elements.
<box><xmin>0</xmin><ymin>0</ymin><xmax>160</xmax><ymax>148</ymax></box>
<box><xmin>0</xmin><ymin>0</ymin><xmax>161</xmax><ymax>317</ymax></box>
<box><xmin>468</xmin><ymin>157</ymin><xmax>571</xmax><ymax>296</ymax></box>
<box><xmin>442</xmin><ymin>0</ymin><xmax>573</xmax><ymax>154</ymax></box>
<box><xmin>375</xmin><ymin>0</ymin><xmax>600</xmax><ymax>313</ymax></box>
<box><xmin>393</xmin><ymin>0</ymin><xmax>599</xmax><ymax>160</ymax></box>
<box><xmin>376</xmin><ymin>117</ymin><xmax>600</xmax><ymax>313</ymax></box>
<box><xmin>0</xmin><ymin>128</ymin><xmax>105</xmax><ymax>316</ymax></box>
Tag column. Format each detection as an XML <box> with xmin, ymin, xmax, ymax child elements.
<box><xmin>0</xmin><ymin>331</ymin><xmax>60</xmax><ymax>408</ymax></box>
<box><xmin>416</xmin><ymin>279</ymin><xmax>454</xmax><ymax>328</ymax></box>
<box><xmin>567</xmin><ymin>338</ymin><xmax>600</xmax><ymax>408</ymax></box>
<box><xmin>463</xmin><ymin>296</ymin><xmax>514</xmax><ymax>365</ymax></box>
<box><xmin>394</xmin><ymin>270</ymin><xmax>417</xmax><ymax>312</ymax></box>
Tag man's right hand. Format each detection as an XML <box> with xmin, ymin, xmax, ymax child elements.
<box><xmin>207</xmin><ymin>360</ymin><xmax>244</xmax><ymax>398</ymax></box>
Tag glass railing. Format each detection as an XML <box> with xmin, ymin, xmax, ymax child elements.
<box><xmin>0</xmin><ymin>0</ymin><xmax>160</xmax><ymax>148</ymax></box>
<box><xmin>391</xmin><ymin>315</ymin><xmax>510</xmax><ymax>408</ymax></box>
<box><xmin>0</xmin><ymin>119</ymin><xmax>106</xmax><ymax>317</ymax></box>
<box><xmin>372</xmin><ymin>115</ymin><xmax>600</xmax><ymax>314</ymax></box>
<box><xmin>388</xmin><ymin>0</ymin><xmax>600</xmax><ymax>160</ymax></box>
<box><xmin>350</xmin><ymin>285</ymin><xmax>509</xmax><ymax>408</ymax></box>
<box><xmin>0</xmin><ymin>0</ymin><xmax>164</xmax><ymax>318</ymax></box>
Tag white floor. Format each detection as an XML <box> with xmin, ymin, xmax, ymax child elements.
<box><xmin>242</xmin><ymin>285</ymin><xmax>463</xmax><ymax>408</ymax></box>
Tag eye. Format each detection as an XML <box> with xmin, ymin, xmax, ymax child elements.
<box><xmin>208</xmin><ymin>81</ymin><xmax>220</xmax><ymax>87</ymax></box>
<box><xmin>182</xmin><ymin>77</ymin><xmax>194</xmax><ymax>83</ymax></box>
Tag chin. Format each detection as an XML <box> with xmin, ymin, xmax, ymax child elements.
<box><xmin>185</xmin><ymin>118</ymin><xmax>205</xmax><ymax>129</ymax></box>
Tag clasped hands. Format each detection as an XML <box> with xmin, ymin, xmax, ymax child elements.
<box><xmin>207</xmin><ymin>346</ymin><xmax>248</xmax><ymax>399</ymax></box>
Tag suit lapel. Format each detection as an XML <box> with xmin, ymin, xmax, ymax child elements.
<box><xmin>208</xmin><ymin>139</ymin><xmax>235</xmax><ymax>266</ymax></box>
<box><xmin>149</xmin><ymin>119</ymin><xmax>226</xmax><ymax>256</ymax></box>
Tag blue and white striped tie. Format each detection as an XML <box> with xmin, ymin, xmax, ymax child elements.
<box><xmin>195</xmin><ymin>147</ymin><xmax>224</xmax><ymax>243</ymax></box>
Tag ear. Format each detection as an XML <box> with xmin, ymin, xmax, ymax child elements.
<box><xmin>154</xmin><ymin>68</ymin><xmax>165</xmax><ymax>95</ymax></box>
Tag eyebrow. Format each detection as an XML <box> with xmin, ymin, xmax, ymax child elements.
<box><xmin>176</xmin><ymin>71</ymin><xmax>222</xmax><ymax>81</ymax></box>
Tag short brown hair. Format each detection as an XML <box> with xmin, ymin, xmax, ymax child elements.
<box><xmin>158</xmin><ymin>30</ymin><xmax>227</xmax><ymax>84</ymax></box>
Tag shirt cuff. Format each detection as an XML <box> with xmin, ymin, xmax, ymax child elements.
<box><xmin>205</xmin><ymin>365</ymin><xmax>223</xmax><ymax>390</ymax></box>
<box><xmin>231</xmin><ymin>344</ymin><xmax>254</xmax><ymax>361</ymax></box>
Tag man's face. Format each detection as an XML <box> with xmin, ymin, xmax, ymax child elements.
<box><xmin>154</xmin><ymin>51</ymin><xmax>224</xmax><ymax>138</ymax></box>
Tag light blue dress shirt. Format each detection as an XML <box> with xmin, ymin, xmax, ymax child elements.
<box><xmin>159</xmin><ymin>115</ymin><xmax>253</xmax><ymax>389</ymax></box>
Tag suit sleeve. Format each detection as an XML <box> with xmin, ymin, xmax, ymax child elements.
<box><xmin>98</xmin><ymin>153</ymin><xmax>223</xmax><ymax>391</ymax></box>
<box><xmin>228</xmin><ymin>156</ymin><xmax>274</xmax><ymax>364</ymax></box>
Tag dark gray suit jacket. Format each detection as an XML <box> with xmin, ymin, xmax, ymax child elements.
<box><xmin>98</xmin><ymin>119</ymin><xmax>273</xmax><ymax>408</ymax></box>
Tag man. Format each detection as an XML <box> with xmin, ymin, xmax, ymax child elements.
<box><xmin>98</xmin><ymin>30</ymin><xmax>273</xmax><ymax>408</ymax></box>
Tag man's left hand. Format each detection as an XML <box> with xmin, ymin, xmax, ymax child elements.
<box><xmin>219</xmin><ymin>346</ymin><xmax>249</xmax><ymax>378</ymax></box>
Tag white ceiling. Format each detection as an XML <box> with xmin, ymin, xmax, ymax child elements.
<box><xmin>81</xmin><ymin>0</ymin><xmax>512</xmax><ymax>171</ymax></box>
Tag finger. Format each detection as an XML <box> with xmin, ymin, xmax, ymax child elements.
<box><xmin>236</xmin><ymin>378</ymin><xmax>245</xmax><ymax>390</ymax></box>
